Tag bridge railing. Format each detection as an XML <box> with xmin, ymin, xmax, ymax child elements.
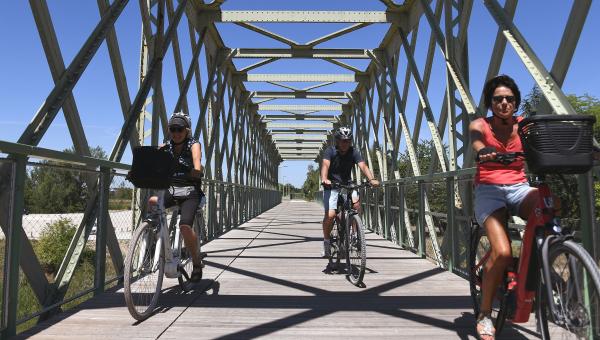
<box><xmin>0</xmin><ymin>140</ymin><xmax>281</xmax><ymax>336</ymax></box>
<box><xmin>317</xmin><ymin>167</ymin><xmax>599</xmax><ymax>278</ymax></box>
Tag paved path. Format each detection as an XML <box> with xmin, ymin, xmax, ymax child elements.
<box><xmin>18</xmin><ymin>201</ymin><xmax>541</xmax><ymax>339</ymax></box>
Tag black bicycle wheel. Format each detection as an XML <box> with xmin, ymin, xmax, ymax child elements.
<box><xmin>346</xmin><ymin>214</ymin><xmax>366</xmax><ymax>286</ymax></box>
<box><xmin>124</xmin><ymin>221</ymin><xmax>164</xmax><ymax>321</ymax></box>
<box><xmin>468</xmin><ymin>222</ymin><xmax>509</xmax><ymax>335</ymax></box>
<box><xmin>538</xmin><ymin>239</ymin><xmax>600</xmax><ymax>339</ymax></box>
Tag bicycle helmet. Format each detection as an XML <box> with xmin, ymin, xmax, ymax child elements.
<box><xmin>168</xmin><ymin>112</ymin><xmax>191</xmax><ymax>128</ymax></box>
<box><xmin>334</xmin><ymin>127</ymin><xmax>353</xmax><ymax>140</ymax></box>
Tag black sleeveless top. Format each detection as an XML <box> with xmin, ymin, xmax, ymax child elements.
<box><xmin>160</xmin><ymin>137</ymin><xmax>202</xmax><ymax>190</ymax></box>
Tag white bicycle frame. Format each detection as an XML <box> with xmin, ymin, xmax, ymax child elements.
<box><xmin>139</xmin><ymin>189</ymin><xmax>204</xmax><ymax>279</ymax></box>
<box><xmin>138</xmin><ymin>190</ymin><xmax>180</xmax><ymax>279</ymax></box>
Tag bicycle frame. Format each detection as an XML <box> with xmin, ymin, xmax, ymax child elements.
<box><xmin>145</xmin><ymin>190</ymin><xmax>181</xmax><ymax>279</ymax></box>
<box><xmin>506</xmin><ymin>181</ymin><xmax>560</xmax><ymax>323</ymax></box>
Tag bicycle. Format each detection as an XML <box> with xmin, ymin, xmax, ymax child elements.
<box><xmin>325</xmin><ymin>180</ymin><xmax>371</xmax><ymax>286</ymax></box>
<box><xmin>469</xmin><ymin>114</ymin><xmax>600</xmax><ymax>339</ymax></box>
<box><xmin>123</xmin><ymin>147</ymin><xmax>205</xmax><ymax>321</ymax></box>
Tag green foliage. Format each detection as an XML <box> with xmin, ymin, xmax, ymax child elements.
<box><xmin>35</xmin><ymin>218</ymin><xmax>77</xmax><ymax>275</ymax></box>
<box><xmin>396</xmin><ymin>139</ymin><xmax>449</xmax><ymax>214</ymax></box>
<box><xmin>302</xmin><ymin>164</ymin><xmax>321</xmax><ymax>200</ymax></box>
<box><xmin>397</xmin><ymin>139</ymin><xmax>447</xmax><ymax>178</ymax></box>
<box><xmin>24</xmin><ymin>145</ymin><xmax>108</xmax><ymax>214</ymax></box>
<box><xmin>35</xmin><ymin>218</ymin><xmax>94</xmax><ymax>277</ymax></box>
<box><xmin>24</xmin><ymin>166</ymin><xmax>89</xmax><ymax>213</ymax></box>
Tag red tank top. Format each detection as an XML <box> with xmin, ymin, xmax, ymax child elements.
<box><xmin>474</xmin><ymin>117</ymin><xmax>527</xmax><ymax>185</ymax></box>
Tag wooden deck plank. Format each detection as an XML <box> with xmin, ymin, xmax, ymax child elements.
<box><xmin>17</xmin><ymin>201</ymin><xmax>541</xmax><ymax>339</ymax></box>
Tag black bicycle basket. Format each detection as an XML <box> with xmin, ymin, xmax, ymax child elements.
<box><xmin>129</xmin><ymin>146</ymin><xmax>176</xmax><ymax>189</ymax></box>
<box><xmin>518</xmin><ymin>114</ymin><xmax>596</xmax><ymax>174</ymax></box>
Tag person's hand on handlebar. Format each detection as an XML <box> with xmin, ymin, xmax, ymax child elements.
<box><xmin>476</xmin><ymin>147</ymin><xmax>497</xmax><ymax>163</ymax></box>
<box><xmin>321</xmin><ymin>179</ymin><xmax>332</xmax><ymax>187</ymax></box>
<box><xmin>368</xmin><ymin>178</ymin><xmax>380</xmax><ymax>187</ymax></box>
<box><xmin>189</xmin><ymin>167</ymin><xmax>204</xmax><ymax>178</ymax></box>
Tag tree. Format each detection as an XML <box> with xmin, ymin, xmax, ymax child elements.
<box><xmin>396</xmin><ymin>139</ymin><xmax>448</xmax><ymax>215</ymax></box>
<box><xmin>24</xmin><ymin>145</ymin><xmax>108</xmax><ymax>213</ymax></box>
<box><xmin>302</xmin><ymin>164</ymin><xmax>320</xmax><ymax>200</ymax></box>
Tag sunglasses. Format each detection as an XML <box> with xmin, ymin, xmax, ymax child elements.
<box><xmin>169</xmin><ymin>126</ymin><xmax>185</xmax><ymax>133</ymax></box>
<box><xmin>492</xmin><ymin>95</ymin><xmax>516</xmax><ymax>103</ymax></box>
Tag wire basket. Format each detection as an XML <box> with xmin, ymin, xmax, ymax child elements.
<box><xmin>518</xmin><ymin>115</ymin><xmax>596</xmax><ymax>174</ymax></box>
<box><xmin>130</xmin><ymin>146</ymin><xmax>176</xmax><ymax>189</ymax></box>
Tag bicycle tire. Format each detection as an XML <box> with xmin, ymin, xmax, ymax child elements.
<box><xmin>346</xmin><ymin>214</ymin><xmax>366</xmax><ymax>286</ymax></box>
<box><xmin>538</xmin><ymin>239</ymin><xmax>600</xmax><ymax>339</ymax></box>
<box><xmin>468</xmin><ymin>222</ymin><xmax>509</xmax><ymax>334</ymax></box>
<box><xmin>124</xmin><ymin>221</ymin><xmax>164</xmax><ymax>321</ymax></box>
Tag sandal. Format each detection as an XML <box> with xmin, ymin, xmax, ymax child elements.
<box><xmin>189</xmin><ymin>264</ymin><xmax>203</xmax><ymax>282</ymax></box>
<box><xmin>476</xmin><ymin>313</ymin><xmax>495</xmax><ymax>340</ymax></box>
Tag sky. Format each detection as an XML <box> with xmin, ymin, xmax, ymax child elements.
<box><xmin>1</xmin><ymin>1</ymin><xmax>599</xmax><ymax>188</ymax></box>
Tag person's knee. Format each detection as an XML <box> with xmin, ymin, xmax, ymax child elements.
<box><xmin>493</xmin><ymin>246</ymin><xmax>513</xmax><ymax>267</ymax></box>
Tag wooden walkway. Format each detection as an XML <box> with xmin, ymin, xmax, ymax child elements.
<box><xmin>18</xmin><ymin>201</ymin><xmax>541</xmax><ymax>339</ymax></box>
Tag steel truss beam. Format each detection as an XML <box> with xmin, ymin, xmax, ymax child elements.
<box><xmin>267</xmin><ymin>122</ymin><xmax>333</xmax><ymax>129</ymax></box>
<box><xmin>262</xmin><ymin>115</ymin><xmax>337</xmax><ymax>121</ymax></box>
<box><xmin>233</xmin><ymin>48</ymin><xmax>371</xmax><ymax>59</ymax></box>
<box><xmin>254</xmin><ymin>91</ymin><xmax>347</xmax><ymax>99</ymax></box>
<box><xmin>241</xmin><ymin>74</ymin><xmax>358</xmax><ymax>83</ymax></box>
<box><xmin>270</xmin><ymin>129</ymin><xmax>330</xmax><ymax>134</ymax></box>
<box><xmin>259</xmin><ymin>104</ymin><xmax>342</xmax><ymax>111</ymax></box>
<box><xmin>202</xmin><ymin>10</ymin><xmax>395</xmax><ymax>23</ymax></box>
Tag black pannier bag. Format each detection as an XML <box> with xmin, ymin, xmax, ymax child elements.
<box><xmin>129</xmin><ymin>146</ymin><xmax>176</xmax><ymax>189</ymax></box>
<box><xmin>518</xmin><ymin>114</ymin><xmax>596</xmax><ymax>174</ymax></box>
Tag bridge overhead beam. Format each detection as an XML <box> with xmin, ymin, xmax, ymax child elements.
<box><xmin>202</xmin><ymin>10</ymin><xmax>396</xmax><ymax>23</ymax></box>
<box><xmin>276</xmin><ymin>144</ymin><xmax>324</xmax><ymax>150</ymax></box>
<box><xmin>233</xmin><ymin>48</ymin><xmax>371</xmax><ymax>59</ymax></box>
<box><xmin>242</xmin><ymin>74</ymin><xmax>358</xmax><ymax>83</ymax></box>
<box><xmin>254</xmin><ymin>91</ymin><xmax>347</xmax><ymax>99</ymax></box>
<box><xmin>262</xmin><ymin>115</ymin><xmax>337</xmax><ymax>122</ymax></box>
<box><xmin>270</xmin><ymin>129</ymin><xmax>330</xmax><ymax>134</ymax></box>
<box><xmin>273</xmin><ymin>138</ymin><xmax>326</xmax><ymax>143</ymax></box>
<box><xmin>277</xmin><ymin>145</ymin><xmax>323</xmax><ymax>150</ymax></box>
<box><xmin>267</xmin><ymin>122</ymin><xmax>332</xmax><ymax>129</ymax></box>
<box><xmin>259</xmin><ymin>104</ymin><xmax>342</xmax><ymax>111</ymax></box>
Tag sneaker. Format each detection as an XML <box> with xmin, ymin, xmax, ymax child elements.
<box><xmin>321</xmin><ymin>240</ymin><xmax>331</xmax><ymax>258</ymax></box>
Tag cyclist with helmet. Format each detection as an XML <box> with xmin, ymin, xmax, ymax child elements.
<box><xmin>469</xmin><ymin>75</ymin><xmax>539</xmax><ymax>339</ymax></box>
<box><xmin>147</xmin><ymin>112</ymin><xmax>206</xmax><ymax>282</ymax></box>
<box><xmin>320</xmin><ymin>126</ymin><xmax>380</xmax><ymax>257</ymax></box>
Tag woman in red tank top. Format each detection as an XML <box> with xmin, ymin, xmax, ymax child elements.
<box><xmin>469</xmin><ymin>75</ymin><xmax>539</xmax><ymax>339</ymax></box>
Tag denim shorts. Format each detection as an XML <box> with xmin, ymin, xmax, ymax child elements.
<box><xmin>474</xmin><ymin>182</ymin><xmax>534</xmax><ymax>225</ymax></box>
<box><xmin>323</xmin><ymin>189</ymin><xmax>340</xmax><ymax>212</ymax></box>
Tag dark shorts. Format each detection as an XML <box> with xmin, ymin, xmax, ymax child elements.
<box><xmin>164</xmin><ymin>188</ymin><xmax>205</xmax><ymax>226</ymax></box>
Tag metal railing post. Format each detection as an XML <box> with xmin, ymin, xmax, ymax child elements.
<box><xmin>94</xmin><ymin>167</ymin><xmax>110</xmax><ymax>296</ymax></box>
<box><xmin>384</xmin><ymin>183</ymin><xmax>390</xmax><ymax>240</ymax></box>
<box><xmin>578</xmin><ymin>172</ymin><xmax>597</xmax><ymax>260</ymax></box>
<box><xmin>446</xmin><ymin>176</ymin><xmax>456</xmax><ymax>273</ymax></box>
<box><xmin>417</xmin><ymin>180</ymin><xmax>425</xmax><ymax>258</ymax></box>
<box><xmin>398</xmin><ymin>183</ymin><xmax>405</xmax><ymax>247</ymax></box>
<box><xmin>2</xmin><ymin>155</ymin><xmax>26</xmax><ymax>338</ymax></box>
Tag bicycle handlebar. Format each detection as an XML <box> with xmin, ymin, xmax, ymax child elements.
<box><xmin>477</xmin><ymin>150</ymin><xmax>525</xmax><ymax>166</ymax></box>
<box><xmin>323</xmin><ymin>181</ymin><xmax>372</xmax><ymax>190</ymax></box>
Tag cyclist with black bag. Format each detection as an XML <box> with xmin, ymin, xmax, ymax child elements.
<box><xmin>145</xmin><ymin>112</ymin><xmax>205</xmax><ymax>282</ymax></box>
